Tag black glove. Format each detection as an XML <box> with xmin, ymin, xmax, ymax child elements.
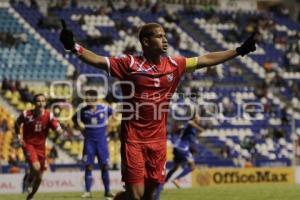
<box><xmin>60</xmin><ymin>19</ymin><xmax>75</xmax><ymax>51</ymax></box>
<box><xmin>236</xmin><ymin>32</ymin><xmax>257</xmax><ymax>56</ymax></box>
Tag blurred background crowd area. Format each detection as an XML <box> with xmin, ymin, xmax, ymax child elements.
<box><xmin>0</xmin><ymin>0</ymin><xmax>300</xmax><ymax>173</ymax></box>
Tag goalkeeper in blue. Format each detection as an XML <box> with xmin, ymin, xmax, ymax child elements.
<box><xmin>72</xmin><ymin>89</ymin><xmax>115</xmax><ymax>199</ymax></box>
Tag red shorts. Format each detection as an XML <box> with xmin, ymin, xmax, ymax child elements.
<box><xmin>23</xmin><ymin>143</ymin><xmax>46</xmax><ymax>171</ymax></box>
<box><xmin>121</xmin><ymin>140</ymin><xmax>167</xmax><ymax>184</ymax></box>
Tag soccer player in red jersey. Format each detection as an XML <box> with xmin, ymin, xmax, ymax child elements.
<box><xmin>14</xmin><ymin>93</ymin><xmax>64</xmax><ymax>200</ymax></box>
<box><xmin>60</xmin><ymin>20</ymin><xmax>256</xmax><ymax>200</ymax></box>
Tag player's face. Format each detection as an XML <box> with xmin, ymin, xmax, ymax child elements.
<box><xmin>86</xmin><ymin>95</ymin><xmax>97</xmax><ymax>104</ymax></box>
<box><xmin>147</xmin><ymin>27</ymin><xmax>168</xmax><ymax>53</ymax></box>
<box><xmin>34</xmin><ymin>96</ymin><xmax>46</xmax><ymax>109</ymax></box>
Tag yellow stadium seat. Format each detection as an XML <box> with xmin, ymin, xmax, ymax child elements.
<box><xmin>63</xmin><ymin>86</ymin><xmax>72</xmax><ymax>97</ymax></box>
<box><xmin>17</xmin><ymin>148</ymin><xmax>25</xmax><ymax>161</ymax></box>
<box><xmin>25</xmin><ymin>102</ymin><xmax>33</xmax><ymax>110</ymax></box>
<box><xmin>63</xmin><ymin>140</ymin><xmax>72</xmax><ymax>151</ymax></box>
<box><xmin>16</xmin><ymin>102</ymin><xmax>26</xmax><ymax>111</ymax></box>
<box><xmin>7</xmin><ymin>119</ymin><xmax>14</xmax><ymax>130</ymax></box>
<box><xmin>167</xmin><ymin>143</ymin><xmax>173</xmax><ymax>161</ymax></box>
<box><xmin>109</xmin><ymin>140</ymin><xmax>121</xmax><ymax>165</ymax></box>
<box><xmin>11</xmin><ymin>93</ymin><xmax>20</xmax><ymax>106</ymax></box>
<box><xmin>4</xmin><ymin>90</ymin><xmax>12</xmax><ymax>99</ymax></box>
<box><xmin>0</xmin><ymin>106</ymin><xmax>19</xmax><ymax>162</ymax></box>
<box><xmin>48</xmin><ymin>131</ymin><xmax>56</xmax><ymax>140</ymax></box>
<box><xmin>70</xmin><ymin>143</ymin><xmax>79</xmax><ymax>156</ymax></box>
<box><xmin>13</xmin><ymin>91</ymin><xmax>20</xmax><ymax>98</ymax></box>
<box><xmin>78</xmin><ymin>141</ymin><xmax>84</xmax><ymax>153</ymax></box>
<box><xmin>55</xmin><ymin>138</ymin><xmax>63</xmax><ymax>145</ymax></box>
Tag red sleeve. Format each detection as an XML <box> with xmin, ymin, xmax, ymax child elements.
<box><xmin>49</xmin><ymin>112</ymin><xmax>61</xmax><ymax>131</ymax></box>
<box><xmin>106</xmin><ymin>55</ymin><xmax>133</xmax><ymax>80</ymax></box>
<box><xmin>172</xmin><ymin>56</ymin><xmax>186</xmax><ymax>77</ymax></box>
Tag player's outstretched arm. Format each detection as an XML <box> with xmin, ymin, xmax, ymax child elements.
<box><xmin>59</xmin><ymin>19</ymin><xmax>108</xmax><ymax>71</ymax></box>
<box><xmin>186</xmin><ymin>32</ymin><xmax>257</xmax><ymax>72</ymax></box>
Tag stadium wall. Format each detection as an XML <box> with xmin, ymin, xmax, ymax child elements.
<box><xmin>0</xmin><ymin>170</ymin><xmax>191</xmax><ymax>194</ymax></box>
<box><xmin>3</xmin><ymin>167</ymin><xmax>300</xmax><ymax>193</ymax></box>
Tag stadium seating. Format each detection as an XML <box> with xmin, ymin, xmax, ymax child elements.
<box><xmin>188</xmin><ymin>10</ymin><xmax>300</xmax><ymax>100</ymax></box>
<box><xmin>0</xmin><ymin>106</ymin><xmax>24</xmax><ymax>164</ymax></box>
<box><xmin>170</xmin><ymin>86</ymin><xmax>294</xmax><ymax>166</ymax></box>
<box><xmin>0</xmin><ymin>7</ymin><xmax>68</xmax><ymax>81</ymax></box>
<box><xmin>0</xmin><ymin>2</ymin><xmax>298</xmax><ymax>168</ymax></box>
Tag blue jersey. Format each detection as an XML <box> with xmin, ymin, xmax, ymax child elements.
<box><xmin>173</xmin><ymin>123</ymin><xmax>198</xmax><ymax>153</ymax></box>
<box><xmin>172</xmin><ymin>123</ymin><xmax>199</xmax><ymax>163</ymax></box>
<box><xmin>74</xmin><ymin>104</ymin><xmax>113</xmax><ymax>141</ymax></box>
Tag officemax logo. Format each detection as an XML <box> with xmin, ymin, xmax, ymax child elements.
<box><xmin>213</xmin><ymin>171</ymin><xmax>288</xmax><ymax>184</ymax></box>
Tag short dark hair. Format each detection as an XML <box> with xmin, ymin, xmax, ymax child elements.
<box><xmin>33</xmin><ymin>93</ymin><xmax>46</xmax><ymax>102</ymax></box>
<box><xmin>138</xmin><ymin>23</ymin><xmax>162</xmax><ymax>44</ymax></box>
<box><xmin>85</xmin><ymin>89</ymin><xmax>98</xmax><ymax>97</ymax></box>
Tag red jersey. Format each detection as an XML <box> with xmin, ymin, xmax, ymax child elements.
<box><xmin>18</xmin><ymin>109</ymin><xmax>61</xmax><ymax>147</ymax></box>
<box><xmin>106</xmin><ymin>55</ymin><xmax>186</xmax><ymax>143</ymax></box>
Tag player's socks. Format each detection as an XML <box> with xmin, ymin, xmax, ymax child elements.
<box><xmin>101</xmin><ymin>170</ymin><xmax>111</xmax><ymax>195</ymax></box>
<box><xmin>172</xmin><ymin>179</ymin><xmax>181</xmax><ymax>188</ymax></box>
<box><xmin>22</xmin><ymin>173</ymin><xmax>30</xmax><ymax>193</ymax></box>
<box><xmin>174</xmin><ymin>166</ymin><xmax>192</xmax><ymax>180</ymax></box>
<box><xmin>29</xmin><ymin>176</ymin><xmax>42</xmax><ymax>199</ymax></box>
<box><xmin>26</xmin><ymin>192</ymin><xmax>34</xmax><ymax>200</ymax></box>
<box><xmin>23</xmin><ymin>173</ymin><xmax>35</xmax><ymax>193</ymax></box>
<box><xmin>154</xmin><ymin>184</ymin><xmax>164</xmax><ymax>200</ymax></box>
<box><xmin>85</xmin><ymin>169</ymin><xmax>93</xmax><ymax>192</ymax></box>
<box><xmin>165</xmin><ymin>168</ymin><xmax>177</xmax><ymax>182</ymax></box>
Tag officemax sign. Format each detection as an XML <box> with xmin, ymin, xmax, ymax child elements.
<box><xmin>192</xmin><ymin>167</ymin><xmax>295</xmax><ymax>187</ymax></box>
<box><xmin>213</xmin><ymin>171</ymin><xmax>288</xmax><ymax>183</ymax></box>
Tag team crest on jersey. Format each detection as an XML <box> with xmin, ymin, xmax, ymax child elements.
<box><xmin>167</xmin><ymin>73</ymin><xmax>174</xmax><ymax>82</ymax></box>
<box><xmin>99</xmin><ymin>113</ymin><xmax>104</xmax><ymax>119</ymax></box>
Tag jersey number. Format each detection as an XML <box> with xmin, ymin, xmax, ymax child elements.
<box><xmin>35</xmin><ymin>123</ymin><xmax>42</xmax><ymax>132</ymax></box>
<box><xmin>91</xmin><ymin>117</ymin><xmax>98</xmax><ymax>125</ymax></box>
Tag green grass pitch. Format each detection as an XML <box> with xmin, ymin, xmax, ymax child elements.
<box><xmin>0</xmin><ymin>184</ymin><xmax>299</xmax><ymax>200</ymax></box>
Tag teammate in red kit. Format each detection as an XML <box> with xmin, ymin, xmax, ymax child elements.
<box><xmin>60</xmin><ymin>20</ymin><xmax>256</xmax><ymax>200</ymax></box>
<box><xmin>14</xmin><ymin>93</ymin><xmax>64</xmax><ymax>200</ymax></box>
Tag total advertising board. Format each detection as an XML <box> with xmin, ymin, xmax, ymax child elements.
<box><xmin>0</xmin><ymin>170</ymin><xmax>191</xmax><ymax>193</ymax></box>
<box><xmin>1</xmin><ymin>167</ymin><xmax>298</xmax><ymax>193</ymax></box>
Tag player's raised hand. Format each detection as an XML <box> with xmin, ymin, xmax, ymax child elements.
<box><xmin>60</xmin><ymin>19</ymin><xmax>75</xmax><ymax>51</ymax></box>
<box><xmin>236</xmin><ymin>31</ymin><xmax>257</xmax><ymax>56</ymax></box>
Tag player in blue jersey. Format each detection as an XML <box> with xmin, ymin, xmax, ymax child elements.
<box><xmin>155</xmin><ymin>111</ymin><xmax>203</xmax><ymax>200</ymax></box>
<box><xmin>168</xmin><ymin>113</ymin><xmax>203</xmax><ymax>187</ymax></box>
<box><xmin>72</xmin><ymin>89</ymin><xmax>114</xmax><ymax>199</ymax></box>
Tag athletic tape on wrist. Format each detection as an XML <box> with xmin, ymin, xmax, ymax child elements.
<box><xmin>74</xmin><ymin>43</ymin><xmax>83</xmax><ymax>56</ymax></box>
